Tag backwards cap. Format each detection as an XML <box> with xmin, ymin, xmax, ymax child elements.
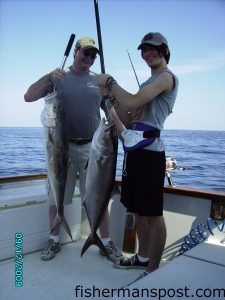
<box><xmin>137</xmin><ymin>32</ymin><xmax>168</xmax><ymax>49</ymax></box>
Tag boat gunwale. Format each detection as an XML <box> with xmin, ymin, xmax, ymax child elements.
<box><xmin>0</xmin><ymin>173</ymin><xmax>225</xmax><ymax>204</ymax></box>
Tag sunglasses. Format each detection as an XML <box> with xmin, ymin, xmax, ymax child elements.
<box><xmin>82</xmin><ymin>49</ymin><xmax>97</xmax><ymax>60</ymax></box>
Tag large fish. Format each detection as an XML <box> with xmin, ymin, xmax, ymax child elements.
<box><xmin>41</xmin><ymin>91</ymin><xmax>72</xmax><ymax>240</ymax></box>
<box><xmin>81</xmin><ymin>118</ymin><xmax>118</xmax><ymax>256</ymax></box>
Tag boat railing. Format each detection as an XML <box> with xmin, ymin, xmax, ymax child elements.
<box><xmin>0</xmin><ymin>172</ymin><xmax>224</xmax><ymax>220</ymax></box>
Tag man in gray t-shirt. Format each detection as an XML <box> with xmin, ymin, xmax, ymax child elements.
<box><xmin>24</xmin><ymin>36</ymin><xmax>123</xmax><ymax>263</ymax></box>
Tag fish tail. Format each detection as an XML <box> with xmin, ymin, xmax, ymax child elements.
<box><xmin>51</xmin><ymin>213</ymin><xmax>73</xmax><ymax>241</ymax></box>
<box><xmin>61</xmin><ymin>216</ymin><xmax>73</xmax><ymax>241</ymax></box>
<box><xmin>81</xmin><ymin>233</ymin><xmax>106</xmax><ymax>257</ymax></box>
<box><xmin>51</xmin><ymin>214</ymin><xmax>61</xmax><ymax>233</ymax></box>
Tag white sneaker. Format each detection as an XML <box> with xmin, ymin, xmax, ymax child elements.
<box><xmin>99</xmin><ymin>241</ymin><xmax>124</xmax><ymax>263</ymax></box>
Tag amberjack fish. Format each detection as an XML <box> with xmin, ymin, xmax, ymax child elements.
<box><xmin>41</xmin><ymin>91</ymin><xmax>72</xmax><ymax>240</ymax></box>
<box><xmin>81</xmin><ymin>118</ymin><xmax>118</xmax><ymax>256</ymax></box>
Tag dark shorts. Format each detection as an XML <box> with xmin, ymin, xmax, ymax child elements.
<box><xmin>120</xmin><ymin>149</ymin><xmax>166</xmax><ymax>216</ymax></box>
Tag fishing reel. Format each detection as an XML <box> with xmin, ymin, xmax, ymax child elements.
<box><xmin>165</xmin><ymin>157</ymin><xmax>187</xmax><ymax>187</ymax></box>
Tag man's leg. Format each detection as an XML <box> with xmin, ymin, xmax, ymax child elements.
<box><xmin>49</xmin><ymin>205</ymin><xmax>60</xmax><ymax>235</ymax></box>
<box><xmin>41</xmin><ymin>149</ymin><xmax>77</xmax><ymax>260</ymax></box>
<box><xmin>136</xmin><ymin>214</ymin><xmax>166</xmax><ymax>272</ymax></box>
<box><xmin>99</xmin><ymin>209</ymin><xmax>110</xmax><ymax>238</ymax></box>
<box><xmin>98</xmin><ymin>208</ymin><xmax>124</xmax><ymax>262</ymax></box>
<box><xmin>41</xmin><ymin>204</ymin><xmax>61</xmax><ymax>261</ymax></box>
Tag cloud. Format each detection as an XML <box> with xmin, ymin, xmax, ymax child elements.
<box><xmin>168</xmin><ymin>52</ymin><xmax>225</xmax><ymax>75</ymax></box>
<box><xmin>170</xmin><ymin>63</ymin><xmax>219</xmax><ymax>75</ymax></box>
<box><xmin>115</xmin><ymin>51</ymin><xmax>225</xmax><ymax>77</ymax></box>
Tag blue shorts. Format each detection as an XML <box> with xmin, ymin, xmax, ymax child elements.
<box><xmin>120</xmin><ymin>149</ymin><xmax>166</xmax><ymax>216</ymax></box>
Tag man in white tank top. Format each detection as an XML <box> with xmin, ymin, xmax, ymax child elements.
<box><xmin>99</xmin><ymin>32</ymin><xmax>179</xmax><ymax>285</ymax></box>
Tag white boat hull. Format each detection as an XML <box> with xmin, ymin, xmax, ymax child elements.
<box><xmin>0</xmin><ymin>175</ymin><xmax>224</xmax><ymax>300</ymax></box>
<box><xmin>0</xmin><ymin>179</ymin><xmax>81</xmax><ymax>260</ymax></box>
<box><xmin>1</xmin><ymin>176</ymin><xmax>223</xmax><ymax>261</ymax></box>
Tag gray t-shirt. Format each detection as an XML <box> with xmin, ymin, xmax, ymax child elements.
<box><xmin>132</xmin><ymin>68</ymin><xmax>179</xmax><ymax>151</ymax></box>
<box><xmin>56</xmin><ymin>68</ymin><xmax>102</xmax><ymax>139</ymax></box>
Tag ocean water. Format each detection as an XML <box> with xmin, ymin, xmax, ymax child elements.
<box><xmin>0</xmin><ymin>127</ymin><xmax>225</xmax><ymax>192</ymax></box>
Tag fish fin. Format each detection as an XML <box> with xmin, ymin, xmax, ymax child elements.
<box><xmin>51</xmin><ymin>214</ymin><xmax>61</xmax><ymax>233</ymax></box>
<box><xmin>61</xmin><ymin>215</ymin><xmax>73</xmax><ymax>241</ymax></box>
<box><xmin>51</xmin><ymin>213</ymin><xmax>73</xmax><ymax>241</ymax></box>
<box><xmin>83</xmin><ymin>158</ymin><xmax>89</xmax><ymax>171</ymax></box>
<box><xmin>81</xmin><ymin>233</ymin><xmax>106</xmax><ymax>257</ymax></box>
<box><xmin>68</xmin><ymin>156</ymin><xmax>72</xmax><ymax>168</ymax></box>
<box><xmin>82</xmin><ymin>199</ymin><xmax>86</xmax><ymax>208</ymax></box>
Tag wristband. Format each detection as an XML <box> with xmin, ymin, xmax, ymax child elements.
<box><xmin>105</xmin><ymin>76</ymin><xmax>117</xmax><ymax>91</ymax></box>
<box><xmin>109</xmin><ymin>95</ymin><xmax>119</xmax><ymax>108</ymax></box>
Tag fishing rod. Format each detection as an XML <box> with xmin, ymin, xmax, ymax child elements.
<box><xmin>93</xmin><ymin>0</ymin><xmax>105</xmax><ymax>74</ymax></box>
<box><xmin>61</xmin><ymin>34</ymin><xmax>75</xmax><ymax>69</ymax></box>
<box><xmin>126</xmin><ymin>50</ymin><xmax>140</xmax><ymax>88</ymax></box>
<box><xmin>93</xmin><ymin>0</ymin><xmax>109</xmax><ymax>117</ymax></box>
<box><xmin>51</xmin><ymin>34</ymin><xmax>75</xmax><ymax>91</ymax></box>
<box><xmin>93</xmin><ymin>0</ymin><xmax>137</xmax><ymax>255</ymax></box>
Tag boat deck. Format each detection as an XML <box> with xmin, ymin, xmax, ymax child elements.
<box><xmin>1</xmin><ymin>239</ymin><xmax>142</xmax><ymax>300</ymax></box>
<box><xmin>1</xmin><ymin>237</ymin><xmax>225</xmax><ymax>300</ymax></box>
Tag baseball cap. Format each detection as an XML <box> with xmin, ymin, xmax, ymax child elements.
<box><xmin>137</xmin><ymin>32</ymin><xmax>168</xmax><ymax>49</ymax></box>
<box><xmin>76</xmin><ymin>37</ymin><xmax>99</xmax><ymax>53</ymax></box>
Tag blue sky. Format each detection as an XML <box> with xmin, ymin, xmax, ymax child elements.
<box><xmin>0</xmin><ymin>0</ymin><xmax>225</xmax><ymax>130</ymax></box>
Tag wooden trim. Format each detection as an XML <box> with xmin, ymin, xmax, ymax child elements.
<box><xmin>1</xmin><ymin>174</ymin><xmax>225</xmax><ymax>204</ymax></box>
<box><xmin>0</xmin><ymin>173</ymin><xmax>47</xmax><ymax>183</ymax></box>
<box><xmin>164</xmin><ymin>185</ymin><xmax>225</xmax><ymax>203</ymax></box>
<box><xmin>116</xmin><ymin>179</ymin><xmax>225</xmax><ymax>204</ymax></box>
